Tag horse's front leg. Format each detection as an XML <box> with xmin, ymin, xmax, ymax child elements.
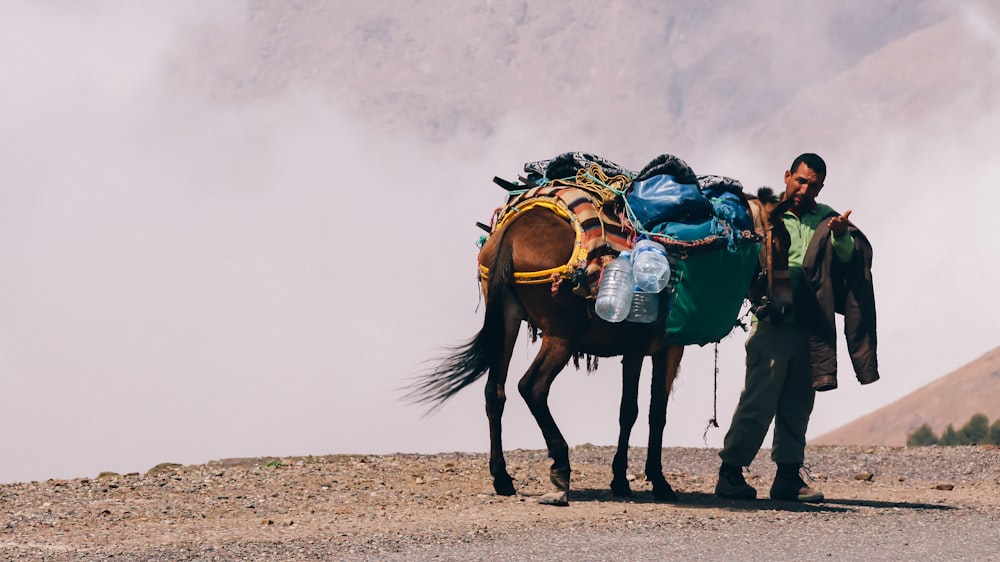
<box><xmin>517</xmin><ymin>336</ymin><xmax>574</xmax><ymax>505</ymax></box>
<box><xmin>645</xmin><ymin>345</ymin><xmax>684</xmax><ymax>501</ymax></box>
<box><xmin>611</xmin><ymin>352</ymin><xmax>643</xmax><ymax>497</ymax></box>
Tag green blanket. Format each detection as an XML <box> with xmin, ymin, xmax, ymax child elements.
<box><xmin>663</xmin><ymin>242</ymin><xmax>759</xmax><ymax>345</ymax></box>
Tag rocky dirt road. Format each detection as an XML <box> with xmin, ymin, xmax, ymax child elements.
<box><xmin>2</xmin><ymin>445</ymin><xmax>998</xmax><ymax>560</ymax></box>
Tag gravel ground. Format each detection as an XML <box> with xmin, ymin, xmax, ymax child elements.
<box><xmin>2</xmin><ymin>445</ymin><xmax>998</xmax><ymax>561</ymax></box>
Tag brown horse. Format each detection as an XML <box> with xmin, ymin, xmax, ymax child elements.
<box><xmin>409</xmin><ymin>203</ymin><xmax>686</xmax><ymax>504</ymax></box>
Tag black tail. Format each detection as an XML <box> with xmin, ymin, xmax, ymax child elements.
<box><xmin>404</xmin><ymin>231</ymin><xmax>515</xmax><ymax>412</ymax></box>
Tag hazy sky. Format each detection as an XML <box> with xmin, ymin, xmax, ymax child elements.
<box><xmin>2</xmin><ymin>2</ymin><xmax>998</xmax><ymax>484</ymax></box>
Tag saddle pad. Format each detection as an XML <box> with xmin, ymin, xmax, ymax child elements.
<box><xmin>492</xmin><ymin>183</ymin><xmax>634</xmax><ymax>294</ymax></box>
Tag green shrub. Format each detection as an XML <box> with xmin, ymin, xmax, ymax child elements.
<box><xmin>958</xmin><ymin>413</ymin><xmax>990</xmax><ymax>445</ymax></box>
<box><xmin>989</xmin><ymin>419</ymin><xmax>1000</xmax><ymax>446</ymax></box>
<box><xmin>906</xmin><ymin>414</ymin><xmax>999</xmax><ymax>446</ymax></box>
<box><xmin>906</xmin><ymin>423</ymin><xmax>938</xmax><ymax>447</ymax></box>
<box><xmin>939</xmin><ymin>424</ymin><xmax>960</xmax><ymax>446</ymax></box>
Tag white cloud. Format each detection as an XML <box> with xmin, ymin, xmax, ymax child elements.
<box><xmin>2</xmin><ymin>1</ymin><xmax>998</xmax><ymax>483</ymax></box>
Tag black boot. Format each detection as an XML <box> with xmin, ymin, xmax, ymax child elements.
<box><xmin>770</xmin><ymin>463</ymin><xmax>824</xmax><ymax>502</ymax></box>
<box><xmin>715</xmin><ymin>462</ymin><xmax>756</xmax><ymax>500</ymax></box>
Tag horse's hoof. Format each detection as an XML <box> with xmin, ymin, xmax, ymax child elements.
<box><xmin>610</xmin><ymin>479</ymin><xmax>633</xmax><ymax>497</ymax></box>
<box><xmin>493</xmin><ymin>477</ymin><xmax>517</xmax><ymax>497</ymax></box>
<box><xmin>538</xmin><ymin>491</ymin><xmax>569</xmax><ymax>506</ymax></box>
<box><xmin>549</xmin><ymin>468</ymin><xmax>571</xmax><ymax>491</ymax></box>
<box><xmin>652</xmin><ymin>483</ymin><xmax>678</xmax><ymax>502</ymax></box>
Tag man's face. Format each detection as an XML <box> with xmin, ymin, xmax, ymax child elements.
<box><xmin>783</xmin><ymin>162</ymin><xmax>824</xmax><ymax>214</ymax></box>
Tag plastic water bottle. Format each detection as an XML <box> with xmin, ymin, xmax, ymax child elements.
<box><xmin>595</xmin><ymin>251</ymin><xmax>634</xmax><ymax>323</ymax></box>
<box><xmin>626</xmin><ymin>288</ymin><xmax>659</xmax><ymax>323</ymax></box>
<box><xmin>632</xmin><ymin>239</ymin><xmax>671</xmax><ymax>293</ymax></box>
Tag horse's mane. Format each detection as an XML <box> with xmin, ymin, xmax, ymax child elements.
<box><xmin>755</xmin><ymin>186</ymin><xmax>779</xmax><ymax>204</ymax></box>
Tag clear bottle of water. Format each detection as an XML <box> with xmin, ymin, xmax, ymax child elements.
<box><xmin>627</xmin><ymin>288</ymin><xmax>659</xmax><ymax>323</ymax></box>
<box><xmin>595</xmin><ymin>251</ymin><xmax>634</xmax><ymax>323</ymax></box>
<box><xmin>632</xmin><ymin>239</ymin><xmax>671</xmax><ymax>293</ymax></box>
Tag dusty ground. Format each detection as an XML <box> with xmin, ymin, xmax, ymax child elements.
<box><xmin>2</xmin><ymin>445</ymin><xmax>998</xmax><ymax>560</ymax></box>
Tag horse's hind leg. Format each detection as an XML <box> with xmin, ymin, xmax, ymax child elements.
<box><xmin>646</xmin><ymin>345</ymin><xmax>683</xmax><ymax>501</ymax></box>
<box><xmin>611</xmin><ymin>352</ymin><xmax>643</xmax><ymax>497</ymax></box>
<box><xmin>517</xmin><ymin>335</ymin><xmax>575</xmax><ymax>501</ymax></box>
<box><xmin>486</xmin><ymin>294</ymin><xmax>522</xmax><ymax>496</ymax></box>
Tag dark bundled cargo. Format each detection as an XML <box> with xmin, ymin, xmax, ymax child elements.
<box><xmin>488</xmin><ymin>151</ymin><xmax>763</xmax><ymax>346</ymax></box>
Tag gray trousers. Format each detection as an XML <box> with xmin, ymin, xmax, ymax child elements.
<box><xmin>719</xmin><ymin>321</ymin><xmax>816</xmax><ymax>467</ymax></box>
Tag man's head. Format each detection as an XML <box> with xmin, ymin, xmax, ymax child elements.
<box><xmin>783</xmin><ymin>153</ymin><xmax>826</xmax><ymax>215</ymax></box>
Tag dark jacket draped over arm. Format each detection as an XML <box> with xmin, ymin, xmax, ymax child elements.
<box><xmin>801</xmin><ymin>220</ymin><xmax>880</xmax><ymax>390</ymax></box>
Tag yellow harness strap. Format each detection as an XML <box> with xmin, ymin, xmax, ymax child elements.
<box><xmin>479</xmin><ymin>198</ymin><xmax>589</xmax><ymax>284</ymax></box>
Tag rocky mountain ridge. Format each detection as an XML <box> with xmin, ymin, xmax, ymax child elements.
<box><xmin>178</xmin><ymin>0</ymin><xmax>985</xmax><ymax>164</ymax></box>
<box><xmin>816</xmin><ymin>345</ymin><xmax>1000</xmax><ymax>446</ymax></box>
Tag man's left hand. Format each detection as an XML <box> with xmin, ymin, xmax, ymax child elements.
<box><xmin>829</xmin><ymin>210</ymin><xmax>853</xmax><ymax>236</ymax></box>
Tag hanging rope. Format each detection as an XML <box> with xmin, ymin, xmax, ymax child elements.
<box><xmin>702</xmin><ymin>342</ymin><xmax>721</xmax><ymax>444</ymax></box>
<box><xmin>573</xmin><ymin>163</ymin><xmax>632</xmax><ymax>203</ymax></box>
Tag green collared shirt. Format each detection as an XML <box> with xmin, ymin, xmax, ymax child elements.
<box><xmin>786</xmin><ymin>202</ymin><xmax>854</xmax><ymax>294</ymax></box>
<box><xmin>778</xmin><ymin>202</ymin><xmax>854</xmax><ymax>324</ymax></box>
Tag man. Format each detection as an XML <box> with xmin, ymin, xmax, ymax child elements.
<box><xmin>715</xmin><ymin>152</ymin><xmax>878</xmax><ymax>502</ymax></box>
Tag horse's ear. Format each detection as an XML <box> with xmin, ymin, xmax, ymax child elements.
<box><xmin>756</xmin><ymin>186</ymin><xmax>779</xmax><ymax>204</ymax></box>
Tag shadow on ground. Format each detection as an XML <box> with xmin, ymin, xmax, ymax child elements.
<box><xmin>535</xmin><ymin>487</ymin><xmax>956</xmax><ymax>513</ymax></box>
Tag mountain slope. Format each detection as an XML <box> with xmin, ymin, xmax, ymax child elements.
<box><xmin>742</xmin><ymin>1</ymin><xmax>1000</xmax><ymax>155</ymax></box>
<box><xmin>175</xmin><ymin>0</ymin><xmax>963</xmax><ymax>164</ymax></box>
<box><xmin>814</xmin><ymin>345</ymin><xmax>1000</xmax><ymax>446</ymax></box>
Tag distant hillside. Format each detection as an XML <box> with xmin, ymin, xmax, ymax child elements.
<box><xmin>744</xmin><ymin>1</ymin><xmax>1000</xmax><ymax>153</ymax></box>
<box><xmin>174</xmin><ymin>0</ymin><xmax>974</xmax><ymax>164</ymax></box>
<box><xmin>814</xmin><ymin>345</ymin><xmax>1000</xmax><ymax>446</ymax></box>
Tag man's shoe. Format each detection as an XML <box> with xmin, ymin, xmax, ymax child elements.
<box><xmin>770</xmin><ymin>469</ymin><xmax>824</xmax><ymax>502</ymax></box>
<box><xmin>715</xmin><ymin>464</ymin><xmax>756</xmax><ymax>500</ymax></box>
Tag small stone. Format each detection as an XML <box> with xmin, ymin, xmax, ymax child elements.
<box><xmin>934</xmin><ymin>483</ymin><xmax>955</xmax><ymax>491</ymax></box>
<box><xmin>538</xmin><ymin>491</ymin><xmax>569</xmax><ymax>506</ymax></box>
<box><xmin>854</xmin><ymin>472</ymin><xmax>874</xmax><ymax>481</ymax></box>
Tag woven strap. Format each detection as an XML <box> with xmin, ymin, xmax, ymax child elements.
<box><xmin>478</xmin><ymin>198</ymin><xmax>589</xmax><ymax>285</ymax></box>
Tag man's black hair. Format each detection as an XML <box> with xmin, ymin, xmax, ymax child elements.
<box><xmin>790</xmin><ymin>153</ymin><xmax>826</xmax><ymax>178</ymax></box>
